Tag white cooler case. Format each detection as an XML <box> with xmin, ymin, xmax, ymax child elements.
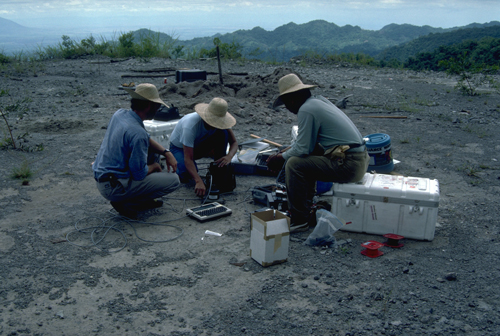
<box><xmin>332</xmin><ymin>173</ymin><xmax>439</xmax><ymax>241</ymax></box>
<box><xmin>143</xmin><ymin>119</ymin><xmax>180</xmax><ymax>149</ymax></box>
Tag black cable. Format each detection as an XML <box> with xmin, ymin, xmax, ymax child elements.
<box><xmin>67</xmin><ymin>166</ymin><xmax>258</xmax><ymax>252</ymax></box>
<box><xmin>65</xmin><ymin>209</ymin><xmax>185</xmax><ymax>252</ymax></box>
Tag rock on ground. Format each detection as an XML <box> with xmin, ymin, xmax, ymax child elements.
<box><xmin>0</xmin><ymin>56</ymin><xmax>499</xmax><ymax>335</ymax></box>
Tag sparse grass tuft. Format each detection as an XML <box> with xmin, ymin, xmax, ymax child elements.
<box><xmin>459</xmin><ymin>163</ymin><xmax>481</xmax><ymax>178</ymax></box>
<box><xmin>11</xmin><ymin>160</ymin><xmax>33</xmax><ymax>181</ymax></box>
<box><xmin>460</xmin><ymin>124</ymin><xmax>489</xmax><ymax>138</ymax></box>
<box><xmin>339</xmin><ymin>246</ymin><xmax>350</xmax><ymax>255</ymax></box>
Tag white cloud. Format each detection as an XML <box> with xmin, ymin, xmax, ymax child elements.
<box><xmin>1</xmin><ymin>0</ymin><xmax>498</xmax><ymax>38</ymax></box>
<box><xmin>2</xmin><ymin>0</ymin><xmax>498</xmax><ymax>13</ymax></box>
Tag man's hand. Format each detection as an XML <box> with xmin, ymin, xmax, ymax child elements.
<box><xmin>266</xmin><ymin>153</ymin><xmax>285</xmax><ymax>173</ymax></box>
<box><xmin>164</xmin><ymin>151</ymin><xmax>178</xmax><ymax>172</ymax></box>
<box><xmin>194</xmin><ymin>180</ymin><xmax>206</xmax><ymax>197</ymax></box>
<box><xmin>147</xmin><ymin>162</ymin><xmax>162</xmax><ymax>175</ymax></box>
<box><xmin>214</xmin><ymin>155</ymin><xmax>232</xmax><ymax>167</ymax></box>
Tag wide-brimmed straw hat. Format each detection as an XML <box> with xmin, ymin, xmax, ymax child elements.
<box><xmin>195</xmin><ymin>97</ymin><xmax>236</xmax><ymax>129</ymax></box>
<box><xmin>273</xmin><ymin>73</ymin><xmax>317</xmax><ymax>108</ymax></box>
<box><xmin>124</xmin><ymin>83</ymin><xmax>169</xmax><ymax>107</ymax></box>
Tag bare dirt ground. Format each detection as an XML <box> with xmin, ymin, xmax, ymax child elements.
<box><xmin>1</xmin><ymin>56</ymin><xmax>499</xmax><ymax>336</ymax></box>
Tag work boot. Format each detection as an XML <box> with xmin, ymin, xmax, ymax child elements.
<box><xmin>110</xmin><ymin>201</ymin><xmax>138</xmax><ymax>219</ymax></box>
<box><xmin>136</xmin><ymin>199</ymin><xmax>164</xmax><ymax>211</ymax></box>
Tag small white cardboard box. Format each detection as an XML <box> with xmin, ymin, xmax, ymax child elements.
<box><xmin>250</xmin><ymin>210</ymin><xmax>290</xmax><ymax>267</ymax></box>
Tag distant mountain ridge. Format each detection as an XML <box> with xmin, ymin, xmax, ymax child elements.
<box><xmin>174</xmin><ymin>20</ymin><xmax>500</xmax><ymax>61</ymax></box>
<box><xmin>175</xmin><ymin>20</ymin><xmax>447</xmax><ymax>61</ymax></box>
<box><xmin>0</xmin><ymin>17</ymin><xmax>60</xmax><ymax>53</ymax></box>
<box><xmin>2</xmin><ymin>15</ymin><xmax>500</xmax><ymax>63</ymax></box>
<box><xmin>377</xmin><ymin>25</ymin><xmax>500</xmax><ymax>62</ymax></box>
<box><xmin>0</xmin><ymin>16</ymin><xmax>32</xmax><ymax>33</ymax></box>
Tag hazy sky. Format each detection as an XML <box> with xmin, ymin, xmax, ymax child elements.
<box><xmin>1</xmin><ymin>0</ymin><xmax>499</xmax><ymax>40</ymax></box>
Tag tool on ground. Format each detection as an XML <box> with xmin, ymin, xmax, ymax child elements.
<box><xmin>383</xmin><ymin>233</ymin><xmax>405</xmax><ymax>248</ymax></box>
<box><xmin>250</xmin><ymin>134</ymin><xmax>282</xmax><ymax>147</ymax></box>
<box><xmin>360</xmin><ymin>240</ymin><xmax>384</xmax><ymax>258</ymax></box>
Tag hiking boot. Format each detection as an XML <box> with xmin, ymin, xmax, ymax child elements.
<box><xmin>315</xmin><ymin>200</ymin><xmax>332</xmax><ymax>212</ymax></box>
<box><xmin>136</xmin><ymin>199</ymin><xmax>164</xmax><ymax>211</ymax></box>
<box><xmin>110</xmin><ymin>201</ymin><xmax>138</xmax><ymax>219</ymax></box>
<box><xmin>289</xmin><ymin>222</ymin><xmax>310</xmax><ymax>233</ymax></box>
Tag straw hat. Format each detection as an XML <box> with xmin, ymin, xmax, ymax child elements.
<box><xmin>273</xmin><ymin>74</ymin><xmax>317</xmax><ymax>108</ymax></box>
<box><xmin>124</xmin><ymin>83</ymin><xmax>169</xmax><ymax>107</ymax></box>
<box><xmin>195</xmin><ymin>98</ymin><xmax>236</xmax><ymax>129</ymax></box>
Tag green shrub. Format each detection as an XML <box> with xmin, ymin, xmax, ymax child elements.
<box><xmin>439</xmin><ymin>50</ymin><xmax>493</xmax><ymax>96</ymax></box>
<box><xmin>118</xmin><ymin>31</ymin><xmax>136</xmax><ymax>57</ymax></box>
<box><xmin>0</xmin><ymin>52</ymin><xmax>10</xmax><ymax>64</ymax></box>
<box><xmin>199</xmin><ymin>38</ymin><xmax>243</xmax><ymax>60</ymax></box>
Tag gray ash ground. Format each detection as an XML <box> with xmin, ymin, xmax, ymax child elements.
<box><xmin>0</xmin><ymin>56</ymin><xmax>499</xmax><ymax>335</ymax></box>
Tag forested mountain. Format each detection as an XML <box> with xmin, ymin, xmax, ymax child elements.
<box><xmin>176</xmin><ymin>20</ymin><xmax>449</xmax><ymax>61</ymax></box>
<box><xmin>377</xmin><ymin>25</ymin><xmax>500</xmax><ymax>62</ymax></box>
<box><xmin>130</xmin><ymin>20</ymin><xmax>500</xmax><ymax>62</ymax></box>
<box><xmin>2</xmin><ymin>15</ymin><xmax>499</xmax><ymax>65</ymax></box>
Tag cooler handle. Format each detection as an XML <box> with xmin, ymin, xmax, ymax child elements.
<box><xmin>409</xmin><ymin>205</ymin><xmax>424</xmax><ymax>214</ymax></box>
<box><xmin>346</xmin><ymin>199</ymin><xmax>360</xmax><ymax>208</ymax></box>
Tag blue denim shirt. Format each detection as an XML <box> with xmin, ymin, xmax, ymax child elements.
<box><xmin>93</xmin><ymin>109</ymin><xmax>149</xmax><ymax>181</ymax></box>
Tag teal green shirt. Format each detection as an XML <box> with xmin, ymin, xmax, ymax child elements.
<box><xmin>282</xmin><ymin>95</ymin><xmax>364</xmax><ymax>160</ymax></box>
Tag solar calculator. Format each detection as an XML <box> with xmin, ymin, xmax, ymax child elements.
<box><xmin>186</xmin><ymin>202</ymin><xmax>232</xmax><ymax>222</ymax></box>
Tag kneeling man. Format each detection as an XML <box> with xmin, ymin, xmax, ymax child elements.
<box><xmin>169</xmin><ymin>97</ymin><xmax>238</xmax><ymax>197</ymax></box>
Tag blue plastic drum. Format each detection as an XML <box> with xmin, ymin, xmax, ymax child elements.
<box><xmin>316</xmin><ymin>181</ymin><xmax>333</xmax><ymax>194</ymax></box>
<box><xmin>364</xmin><ymin>133</ymin><xmax>394</xmax><ymax>173</ymax></box>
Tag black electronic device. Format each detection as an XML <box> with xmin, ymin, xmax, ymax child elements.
<box><xmin>232</xmin><ymin>151</ymin><xmax>280</xmax><ymax>177</ymax></box>
<box><xmin>206</xmin><ymin>162</ymin><xmax>236</xmax><ymax>194</ymax></box>
<box><xmin>154</xmin><ymin>104</ymin><xmax>180</xmax><ymax>121</ymax></box>
<box><xmin>250</xmin><ymin>166</ymin><xmax>288</xmax><ymax>211</ymax></box>
<box><xmin>175</xmin><ymin>69</ymin><xmax>207</xmax><ymax>83</ymax></box>
<box><xmin>186</xmin><ymin>202</ymin><xmax>232</xmax><ymax>222</ymax></box>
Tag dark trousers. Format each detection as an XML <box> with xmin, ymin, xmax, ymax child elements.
<box><xmin>96</xmin><ymin>150</ymin><xmax>180</xmax><ymax>205</ymax></box>
<box><xmin>285</xmin><ymin>150</ymin><xmax>369</xmax><ymax>224</ymax></box>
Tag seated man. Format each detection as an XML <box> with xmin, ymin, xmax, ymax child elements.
<box><xmin>267</xmin><ymin>74</ymin><xmax>369</xmax><ymax>232</ymax></box>
<box><xmin>92</xmin><ymin>83</ymin><xmax>180</xmax><ymax>218</ymax></box>
<box><xmin>169</xmin><ymin>97</ymin><xmax>238</xmax><ymax>197</ymax></box>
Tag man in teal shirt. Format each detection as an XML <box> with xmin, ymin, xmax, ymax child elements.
<box><xmin>93</xmin><ymin>83</ymin><xmax>180</xmax><ymax>218</ymax></box>
<box><xmin>267</xmin><ymin>74</ymin><xmax>369</xmax><ymax>232</ymax></box>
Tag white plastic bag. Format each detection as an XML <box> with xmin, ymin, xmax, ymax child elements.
<box><xmin>304</xmin><ymin>209</ymin><xmax>345</xmax><ymax>246</ymax></box>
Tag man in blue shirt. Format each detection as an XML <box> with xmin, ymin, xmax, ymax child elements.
<box><xmin>93</xmin><ymin>83</ymin><xmax>180</xmax><ymax>218</ymax></box>
<box><xmin>267</xmin><ymin>74</ymin><xmax>369</xmax><ymax>232</ymax></box>
<box><xmin>169</xmin><ymin>97</ymin><xmax>238</xmax><ymax>197</ymax></box>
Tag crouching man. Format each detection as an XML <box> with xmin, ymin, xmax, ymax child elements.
<box><xmin>92</xmin><ymin>83</ymin><xmax>180</xmax><ymax>218</ymax></box>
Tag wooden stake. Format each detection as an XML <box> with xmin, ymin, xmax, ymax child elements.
<box><xmin>216</xmin><ymin>46</ymin><xmax>223</xmax><ymax>85</ymax></box>
<box><xmin>250</xmin><ymin>134</ymin><xmax>282</xmax><ymax>147</ymax></box>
